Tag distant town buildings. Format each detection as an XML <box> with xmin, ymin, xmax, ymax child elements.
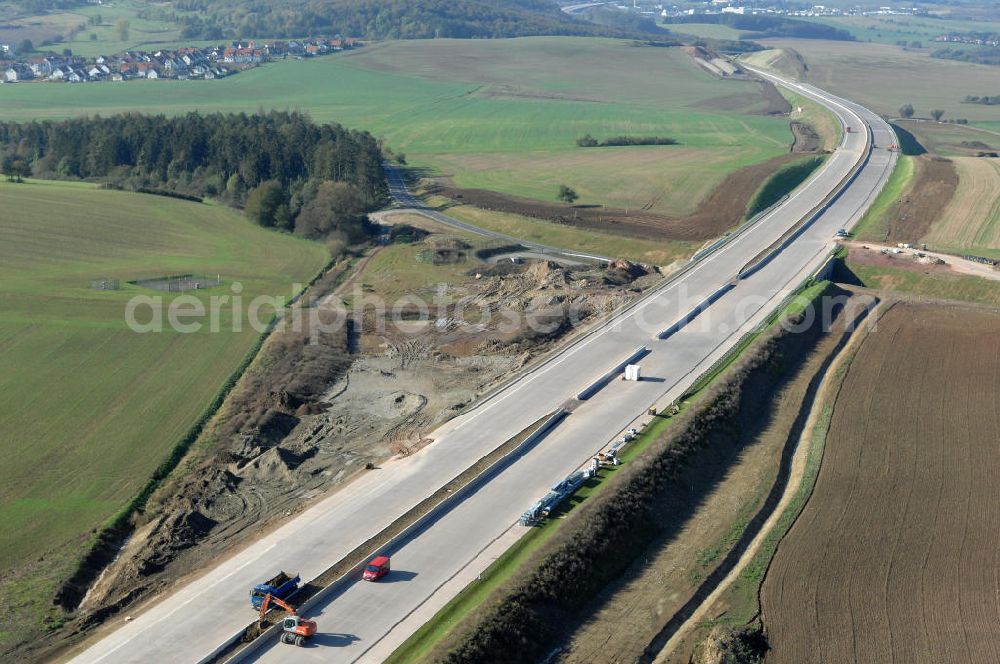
<box><xmin>658</xmin><ymin>2</ymin><xmax>926</xmax><ymax>19</ymax></box>
<box><xmin>935</xmin><ymin>32</ymin><xmax>1000</xmax><ymax>47</ymax></box>
<box><xmin>1</xmin><ymin>37</ymin><xmax>358</xmax><ymax>84</ymax></box>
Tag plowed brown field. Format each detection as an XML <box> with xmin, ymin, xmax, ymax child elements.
<box><xmin>761</xmin><ymin>302</ymin><xmax>1000</xmax><ymax>664</ymax></box>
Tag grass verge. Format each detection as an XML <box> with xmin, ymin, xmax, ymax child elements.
<box><xmin>745</xmin><ymin>155</ymin><xmax>825</xmax><ymax>220</ymax></box>
<box><xmin>846</xmin><ymin>260</ymin><xmax>1000</xmax><ymax>306</ymax></box>
<box><xmin>851</xmin><ymin>156</ymin><xmax>913</xmax><ymax>242</ymax></box>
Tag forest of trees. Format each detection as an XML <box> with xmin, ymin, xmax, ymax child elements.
<box><xmin>934</xmin><ymin>46</ymin><xmax>1000</xmax><ymax>66</ymax></box>
<box><xmin>0</xmin><ymin>111</ymin><xmax>386</xmax><ymax>241</ymax></box>
<box><xmin>158</xmin><ymin>0</ymin><xmax>649</xmax><ymax>41</ymax></box>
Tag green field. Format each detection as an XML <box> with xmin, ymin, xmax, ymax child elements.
<box><xmin>0</xmin><ymin>0</ymin><xmax>192</xmax><ymax>58</ymax></box>
<box><xmin>422</xmin><ymin>195</ymin><xmax>693</xmax><ymax>265</ymax></box>
<box><xmin>852</xmin><ymin>156</ymin><xmax>915</xmax><ymax>242</ymax></box>
<box><xmin>846</xmin><ymin>260</ymin><xmax>1000</xmax><ymax>306</ymax></box>
<box><xmin>0</xmin><ymin>180</ymin><xmax>327</xmax><ymax>647</ymax></box>
<box><xmin>802</xmin><ymin>14</ymin><xmax>1000</xmax><ymax>46</ymax></box>
<box><xmin>0</xmin><ymin>38</ymin><xmax>794</xmax><ymax>217</ymax></box>
<box><xmin>660</xmin><ymin>22</ymin><xmax>745</xmax><ymax>41</ymax></box>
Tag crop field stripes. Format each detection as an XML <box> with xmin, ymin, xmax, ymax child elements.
<box><xmin>761</xmin><ymin>301</ymin><xmax>1000</xmax><ymax>664</ymax></box>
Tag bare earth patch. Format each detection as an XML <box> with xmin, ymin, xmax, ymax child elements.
<box><xmin>761</xmin><ymin>301</ymin><xmax>1000</xmax><ymax>664</ymax></box>
<box><xmin>882</xmin><ymin>156</ymin><xmax>958</xmax><ymax>244</ymax></box>
<box><xmin>48</xmin><ymin>231</ymin><xmax>663</xmax><ymax>663</ymax></box>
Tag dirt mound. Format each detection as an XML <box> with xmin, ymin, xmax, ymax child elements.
<box><xmin>683</xmin><ymin>45</ymin><xmax>713</xmax><ymax>60</ymax></box>
<box><xmin>235</xmin><ymin>447</ymin><xmax>299</xmax><ymax>483</ymax></box>
<box><xmin>790</xmin><ymin>121</ymin><xmax>821</xmax><ymax>153</ymax></box>
<box><xmin>695</xmin><ymin>626</ymin><xmax>765</xmax><ymax>664</ymax></box>
<box><xmin>430</xmin><ymin>153</ymin><xmax>802</xmax><ymax>243</ymax></box>
<box><xmin>742</xmin><ymin>48</ymin><xmax>807</xmax><ymax>80</ymax></box>
<box><xmin>526</xmin><ymin>260</ymin><xmax>570</xmax><ymax>286</ymax></box>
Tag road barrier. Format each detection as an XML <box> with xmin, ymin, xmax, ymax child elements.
<box><xmin>691</xmin><ymin>196</ymin><xmax>789</xmax><ymax>263</ymax></box>
<box><xmin>680</xmin><ymin>249</ymin><xmax>840</xmax><ymax>402</ymax></box>
<box><xmin>657</xmin><ymin>282</ymin><xmax>736</xmax><ymax>340</ymax></box>
<box><xmin>216</xmin><ymin>409</ymin><xmax>569</xmax><ymax>663</ymax></box>
<box><xmin>738</xmin><ymin>126</ymin><xmax>875</xmax><ymax>281</ymax></box>
<box><xmin>575</xmin><ymin>346</ymin><xmax>651</xmax><ymax>400</ymax></box>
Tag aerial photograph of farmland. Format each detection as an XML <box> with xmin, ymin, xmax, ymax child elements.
<box><xmin>0</xmin><ymin>0</ymin><xmax>998</xmax><ymax>662</ymax></box>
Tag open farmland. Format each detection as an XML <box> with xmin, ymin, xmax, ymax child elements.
<box><xmin>0</xmin><ymin>180</ymin><xmax>327</xmax><ymax>653</ymax></box>
<box><xmin>761</xmin><ymin>302</ymin><xmax>1000</xmax><ymax>664</ymax></box>
<box><xmin>0</xmin><ymin>0</ymin><xmax>188</xmax><ymax>58</ymax></box>
<box><xmin>926</xmin><ymin>157</ymin><xmax>1000</xmax><ymax>256</ymax></box>
<box><xmin>752</xmin><ymin>40</ymin><xmax>1000</xmax><ymax>126</ymax></box>
<box><xmin>895</xmin><ymin>120</ymin><xmax>1000</xmax><ymax>158</ymax></box>
<box><xmin>801</xmin><ymin>14</ymin><xmax>1000</xmax><ymax>46</ymax></box>
<box><xmin>0</xmin><ymin>38</ymin><xmax>794</xmax><ymax>218</ymax></box>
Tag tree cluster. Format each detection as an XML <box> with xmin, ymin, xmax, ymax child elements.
<box><xmin>168</xmin><ymin>0</ymin><xmax>655</xmax><ymax>41</ymax></box>
<box><xmin>933</xmin><ymin>46</ymin><xmax>1000</xmax><ymax>66</ymax></box>
<box><xmin>575</xmin><ymin>134</ymin><xmax>678</xmax><ymax>147</ymax></box>
<box><xmin>963</xmin><ymin>95</ymin><xmax>1000</xmax><ymax>105</ymax></box>
<box><xmin>1</xmin><ymin>155</ymin><xmax>32</xmax><ymax>182</ymax></box>
<box><xmin>0</xmin><ymin>111</ymin><xmax>386</xmax><ymax>239</ymax></box>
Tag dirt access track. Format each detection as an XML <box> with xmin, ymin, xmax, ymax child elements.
<box><xmin>761</xmin><ymin>301</ymin><xmax>1000</xmax><ymax>663</ymax></box>
<box><xmin>429</xmin><ymin>152</ymin><xmax>809</xmax><ymax>243</ymax></box>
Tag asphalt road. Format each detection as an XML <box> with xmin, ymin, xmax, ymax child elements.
<box><xmin>382</xmin><ymin>165</ymin><xmax>614</xmax><ymax>262</ymax></box>
<box><xmin>67</xmin><ymin>72</ymin><xmax>895</xmax><ymax>664</ymax></box>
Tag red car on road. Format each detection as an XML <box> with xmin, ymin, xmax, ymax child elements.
<box><xmin>363</xmin><ymin>555</ymin><xmax>390</xmax><ymax>581</ymax></box>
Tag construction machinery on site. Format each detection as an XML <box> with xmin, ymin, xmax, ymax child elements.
<box><xmin>250</xmin><ymin>571</ymin><xmax>300</xmax><ymax>609</ymax></box>
<box><xmin>258</xmin><ymin>593</ymin><xmax>317</xmax><ymax>647</ymax></box>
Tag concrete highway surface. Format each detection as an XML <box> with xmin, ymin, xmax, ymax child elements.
<box><xmin>67</xmin><ymin>71</ymin><xmax>895</xmax><ymax>664</ymax></box>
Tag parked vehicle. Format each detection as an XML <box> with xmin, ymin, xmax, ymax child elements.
<box><xmin>363</xmin><ymin>555</ymin><xmax>391</xmax><ymax>581</ymax></box>
<box><xmin>250</xmin><ymin>571</ymin><xmax>301</xmax><ymax>609</ymax></box>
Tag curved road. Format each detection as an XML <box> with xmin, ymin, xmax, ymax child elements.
<box><xmin>383</xmin><ymin>165</ymin><xmax>614</xmax><ymax>262</ymax></box>
<box><xmin>66</xmin><ymin>70</ymin><xmax>896</xmax><ymax>664</ymax></box>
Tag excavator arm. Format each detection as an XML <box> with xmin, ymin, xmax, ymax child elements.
<box><xmin>258</xmin><ymin>593</ymin><xmax>297</xmax><ymax>627</ymax></box>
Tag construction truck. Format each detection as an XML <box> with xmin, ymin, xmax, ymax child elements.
<box><xmin>250</xmin><ymin>571</ymin><xmax>300</xmax><ymax>610</ymax></box>
<box><xmin>258</xmin><ymin>593</ymin><xmax>317</xmax><ymax>647</ymax></box>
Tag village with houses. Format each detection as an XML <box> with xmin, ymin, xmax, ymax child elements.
<box><xmin>2</xmin><ymin>36</ymin><xmax>358</xmax><ymax>84</ymax></box>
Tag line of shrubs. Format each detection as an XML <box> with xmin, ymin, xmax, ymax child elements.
<box><xmin>575</xmin><ymin>134</ymin><xmax>678</xmax><ymax>147</ymax></box>
<box><xmin>432</xmin><ymin>289</ymin><xmax>836</xmax><ymax>664</ymax></box>
<box><xmin>135</xmin><ymin>187</ymin><xmax>204</xmax><ymax>202</ymax></box>
<box><xmin>98</xmin><ymin>182</ymin><xmax>203</xmax><ymax>202</ymax></box>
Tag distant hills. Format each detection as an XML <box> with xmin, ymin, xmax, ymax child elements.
<box><xmin>172</xmin><ymin>0</ymin><xmax>665</xmax><ymax>40</ymax></box>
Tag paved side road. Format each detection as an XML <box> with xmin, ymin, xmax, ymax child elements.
<box><xmin>382</xmin><ymin>164</ymin><xmax>614</xmax><ymax>262</ymax></box>
<box><xmin>67</xmin><ymin>72</ymin><xmax>895</xmax><ymax>664</ymax></box>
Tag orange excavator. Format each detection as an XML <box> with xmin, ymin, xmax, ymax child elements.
<box><xmin>258</xmin><ymin>593</ymin><xmax>317</xmax><ymax>647</ymax></box>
